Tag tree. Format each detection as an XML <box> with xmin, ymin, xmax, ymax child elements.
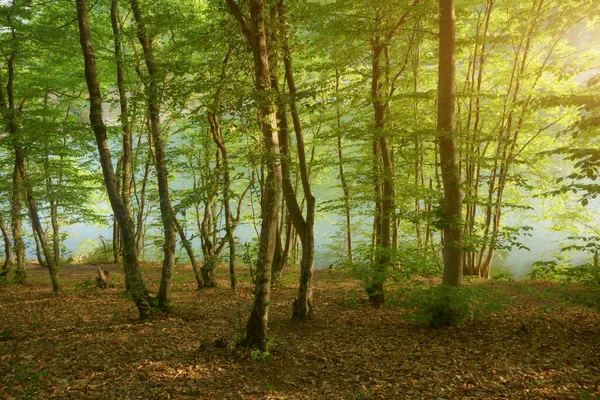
<box><xmin>225</xmin><ymin>0</ymin><xmax>283</xmax><ymax>350</ymax></box>
<box><xmin>75</xmin><ymin>0</ymin><xmax>152</xmax><ymax>319</ymax></box>
<box><xmin>438</xmin><ymin>0</ymin><xmax>462</xmax><ymax>286</ymax></box>
<box><xmin>271</xmin><ymin>0</ymin><xmax>316</xmax><ymax>320</ymax></box>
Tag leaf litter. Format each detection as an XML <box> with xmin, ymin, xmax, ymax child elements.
<box><xmin>0</xmin><ymin>263</ymin><xmax>599</xmax><ymax>399</ymax></box>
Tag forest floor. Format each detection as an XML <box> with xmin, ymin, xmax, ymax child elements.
<box><xmin>0</xmin><ymin>263</ymin><xmax>599</xmax><ymax>399</ymax></box>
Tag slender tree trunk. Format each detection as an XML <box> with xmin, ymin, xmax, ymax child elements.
<box><xmin>226</xmin><ymin>0</ymin><xmax>282</xmax><ymax>350</ymax></box>
<box><xmin>76</xmin><ymin>0</ymin><xmax>151</xmax><ymax>318</ymax></box>
<box><xmin>277</xmin><ymin>0</ymin><xmax>315</xmax><ymax>321</ymax></box>
<box><xmin>369</xmin><ymin>13</ymin><xmax>392</xmax><ymax>305</ymax></box>
<box><xmin>335</xmin><ymin>69</ymin><xmax>353</xmax><ymax>263</ymax></box>
<box><xmin>42</xmin><ymin>129</ymin><xmax>62</xmax><ymax>266</ymax></box>
<box><xmin>130</xmin><ymin>0</ymin><xmax>177</xmax><ymax>311</ymax></box>
<box><xmin>0</xmin><ymin>214</ymin><xmax>13</xmax><ymax>277</ymax></box>
<box><xmin>173</xmin><ymin>214</ymin><xmax>204</xmax><ymax>289</ymax></box>
<box><xmin>200</xmin><ymin>196</ymin><xmax>218</xmax><ymax>288</ymax></box>
<box><xmin>134</xmin><ymin>154</ymin><xmax>151</xmax><ymax>255</ymax></box>
<box><xmin>32</xmin><ymin>228</ymin><xmax>45</xmax><ymax>268</ymax></box>
<box><xmin>111</xmin><ymin>0</ymin><xmax>134</xmax><ymax>227</ymax></box>
<box><xmin>438</xmin><ymin>0</ymin><xmax>463</xmax><ymax>286</ymax></box>
<box><xmin>11</xmin><ymin>164</ymin><xmax>25</xmax><ymax>284</ymax></box>
<box><xmin>112</xmin><ymin>158</ymin><xmax>122</xmax><ymax>263</ymax></box>
<box><xmin>17</xmin><ymin>143</ymin><xmax>60</xmax><ymax>291</ymax></box>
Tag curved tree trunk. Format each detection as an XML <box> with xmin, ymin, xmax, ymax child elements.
<box><xmin>277</xmin><ymin>0</ymin><xmax>315</xmax><ymax>321</ymax></box>
<box><xmin>76</xmin><ymin>0</ymin><xmax>151</xmax><ymax>319</ymax></box>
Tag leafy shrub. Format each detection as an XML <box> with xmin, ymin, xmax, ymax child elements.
<box><xmin>402</xmin><ymin>285</ymin><xmax>504</xmax><ymax>327</ymax></box>
<box><xmin>346</xmin><ymin>243</ymin><xmax>443</xmax><ymax>297</ymax></box>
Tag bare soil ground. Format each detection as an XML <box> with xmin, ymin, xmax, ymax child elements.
<box><xmin>0</xmin><ymin>263</ymin><xmax>599</xmax><ymax>399</ymax></box>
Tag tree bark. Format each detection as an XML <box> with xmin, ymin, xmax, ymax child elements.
<box><xmin>0</xmin><ymin>214</ymin><xmax>13</xmax><ymax>278</ymax></box>
<box><xmin>438</xmin><ymin>0</ymin><xmax>463</xmax><ymax>286</ymax></box>
<box><xmin>11</xmin><ymin>164</ymin><xmax>25</xmax><ymax>284</ymax></box>
<box><xmin>129</xmin><ymin>0</ymin><xmax>177</xmax><ymax>311</ymax></box>
<box><xmin>76</xmin><ymin>0</ymin><xmax>151</xmax><ymax>318</ymax></box>
<box><xmin>276</xmin><ymin>0</ymin><xmax>315</xmax><ymax>321</ymax></box>
<box><xmin>226</xmin><ymin>0</ymin><xmax>282</xmax><ymax>351</ymax></box>
<box><xmin>173</xmin><ymin>214</ymin><xmax>204</xmax><ymax>289</ymax></box>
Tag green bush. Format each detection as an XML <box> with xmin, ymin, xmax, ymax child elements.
<box><xmin>402</xmin><ymin>285</ymin><xmax>504</xmax><ymax>327</ymax></box>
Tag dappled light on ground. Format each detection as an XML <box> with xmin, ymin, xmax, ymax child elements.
<box><xmin>0</xmin><ymin>264</ymin><xmax>599</xmax><ymax>399</ymax></box>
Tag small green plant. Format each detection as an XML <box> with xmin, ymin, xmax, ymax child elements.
<box><xmin>402</xmin><ymin>285</ymin><xmax>504</xmax><ymax>327</ymax></box>
<box><xmin>74</xmin><ymin>278</ymin><xmax>96</xmax><ymax>292</ymax></box>
<box><xmin>250</xmin><ymin>348</ymin><xmax>273</xmax><ymax>363</ymax></box>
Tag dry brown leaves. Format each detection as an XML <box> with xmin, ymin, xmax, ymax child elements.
<box><xmin>0</xmin><ymin>264</ymin><xmax>599</xmax><ymax>399</ymax></box>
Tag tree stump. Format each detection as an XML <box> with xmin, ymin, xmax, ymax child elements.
<box><xmin>96</xmin><ymin>266</ymin><xmax>115</xmax><ymax>288</ymax></box>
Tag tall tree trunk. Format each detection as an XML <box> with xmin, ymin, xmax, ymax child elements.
<box><xmin>438</xmin><ymin>0</ymin><xmax>463</xmax><ymax>286</ymax></box>
<box><xmin>0</xmin><ymin>16</ymin><xmax>24</xmax><ymax>284</ymax></box>
<box><xmin>0</xmin><ymin>43</ymin><xmax>59</xmax><ymax>289</ymax></box>
<box><xmin>134</xmin><ymin>153</ymin><xmax>152</xmax><ymax>255</ymax></box>
<box><xmin>130</xmin><ymin>0</ymin><xmax>177</xmax><ymax>311</ymax></box>
<box><xmin>226</xmin><ymin>0</ymin><xmax>282</xmax><ymax>351</ymax></box>
<box><xmin>335</xmin><ymin>69</ymin><xmax>353</xmax><ymax>263</ymax></box>
<box><xmin>366</xmin><ymin>5</ymin><xmax>417</xmax><ymax>303</ymax></box>
<box><xmin>111</xmin><ymin>0</ymin><xmax>134</xmax><ymax>230</ymax></box>
<box><xmin>76</xmin><ymin>0</ymin><xmax>151</xmax><ymax>318</ymax></box>
<box><xmin>43</xmin><ymin>144</ymin><xmax>62</xmax><ymax>265</ymax></box>
<box><xmin>112</xmin><ymin>158</ymin><xmax>122</xmax><ymax>263</ymax></box>
<box><xmin>277</xmin><ymin>0</ymin><xmax>315</xmax><ymax>321</ymax></box>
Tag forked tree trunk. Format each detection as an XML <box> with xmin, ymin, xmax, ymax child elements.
<box><xmin>18</xmin><ymin>146</ymin><xmax>61</xmax><ymax>291</ymax></box>
<box><xmin>130</xmin><ymin>0</ymin><xmax>177</xmax><ymax>311</ymax></box>
<box><xmin>111</xmin><ymin>0</ymin><xmax>134</xmax><ymax>240</ymax></box>
<box><xmin>226</xmin><ymin>0</ymin><xmax>282</xmax><ymax>351</ymax></box>
<box><xmin>76</xmin><ymin>0</ymin><xmax>151</xmax><ymax>318</ymax></box>
<box><xmin>2</xmin><ymin>48</ymin><xmax>58</xmax><ymax>289</ymax></box>
<box><xmin>277</xmin><ymin>0</ymin><xmax>315</xmax><ymax>321</ymax></box>
<box><xmin>0</xmin><ymin>24</ymin><xmax>24</xmax><ymax>284</ymax></box>
<box><xmin>438</xmin><ymin>0</ymin><xmax>463</xmax><ymax>286</ymax></box>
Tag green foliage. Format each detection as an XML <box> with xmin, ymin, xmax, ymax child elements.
<box><xmin>346</xmin><ymin>244</ymin><xmax>391</xmax><ymax>293</ymax></box>
<box><xmin>250</xmin><ymin>348</ymin><xmax>274</xmax><ymax>363</ymax></box>
<box><xmin>402</xmin><ymin>285</ymin><xmax>504</xmax><ymax>328</ymax></box>
<box><xmin>73</xmin><ymin>238</ymin><xmax>112</xmax><ymax>264</ymax></box>
<box><xmin>529</xmin><ymin>235</ymin><xmax>600</xmax><ymax>312</ymax></box>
